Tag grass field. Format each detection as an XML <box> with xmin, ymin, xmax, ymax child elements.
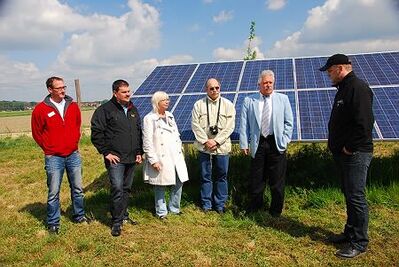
<box><xmin>0</xmin><ymin>110</ymin><xmax>94</xmax><ymax>135</ymax></box>
<box><xmin>0</xmin><ymin>110</ymin><xmax>32</xmax><ymax>117</ymax></box>
<box><xmin>0</xmin><ymin>135</ymin><xmax>398</xmax><ymax>266</ymax></box>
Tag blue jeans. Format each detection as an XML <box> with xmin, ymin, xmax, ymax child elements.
<box><xmin>154</xmin><ymin>177</ymin><xmax>183</xmax><ymax>217</ymax></box>
<box><xmin>45</xmin><ymin>151</ymin><xmax>85</xmax><ymax>226</ymax></box>
<box><xmin>334</xmin><ymin>151</ymin><xmax>372</xmax><ymax>251</ymax></box>
<box><xmin>107</xmin><ymin>162</ymin><xmax>135</xmax><ymax>225</ymax></box>
<box><xmin>199</xmin><ymin>152</ymin><xmax>229</xmax><ymax>211</ymax></box>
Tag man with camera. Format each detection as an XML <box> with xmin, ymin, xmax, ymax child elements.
<box><xmin>191</xmin><ymin>78</ymin><xmax>236</xmax><ymax>214</ymax></box>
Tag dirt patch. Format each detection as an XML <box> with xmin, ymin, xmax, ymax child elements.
<box><xmin>0</xmin><ymin>110</ymin><xmax>94</xmax><ymax>134</ymax></box>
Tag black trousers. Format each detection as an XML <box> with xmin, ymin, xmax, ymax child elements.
<box><xmin>248</xmin><ymin>135</ymin><xmax>287</xmax><ymax>215</ymax></box>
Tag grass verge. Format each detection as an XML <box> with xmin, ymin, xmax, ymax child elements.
<box><xmin>0</xmin><ymin>136</ymin><xmax>398</xmax><ymax>266</ymax></box>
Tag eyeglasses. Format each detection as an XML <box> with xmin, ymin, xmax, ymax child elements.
<box><xmin>52</xmin><ymin>85</ymin><xmax>67</xmax><ymax>91</ymax></box>
<box><xmin>209</xmin><ymin>86</ymin><xmax>220</xmax><ymax>91</ymax></box>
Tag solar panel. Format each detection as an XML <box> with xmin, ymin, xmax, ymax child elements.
<box><xmin>172</xmin><ymin>93</ymin><xmax>236</xmax><ymax>142</ymax></box>
<box><xmin>240</xmin><ymin>59</ymin><xmax>294</xmax><ymax>91</ymax></box>
<box><xmin>134</xmin><ymin>51</ymin><xmax>399</xmax><ymax>142</ymax></box>
<box><xmin>351</xmin><ymin>52</ymin><xmax>399</xmax><ymax>86</ymax></box>
<box><xmin>295</xmin><ymin>52</ymin><xmax>399</xmax><ymax>89</ymax></box>
<box><xmin>298</xmin><ymin>89</ymin><xmax>379</xmax><ymax>141</ymax></box>
<box><xmin>295</xmin><ymin>57</ymin><xmax>330</xmax><ymax>89</ymax></box>
<box><xmin>135</xmin><ymin>64</ymin><xmax>197</xmax><ymax>95</ymax></box>
<box><xmin>133</xmin><ymin>95</ymin><xmax>179</xmax><ymax>119</ymax></box>
<box><xmin>298</xmin><ymin>89</ymin><xmax>336</xmax><ymax>140</ymax></box>
<box><xmin>184</xmin><ymin>62</ymin><xmax>243</xmax><ymax>93</ymax></box>
<box><xmin>132</xmin><ymin>96</ymin><xmax>153</xmax><ymax>118</ymax></box>
<box><xmin>373</xmin><ymin>86</ymin><xmax>399</xmax><ymax>139</ymax></box>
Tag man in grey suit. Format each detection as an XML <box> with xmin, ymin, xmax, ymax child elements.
<box><xmin>239</xmin><ymin>70</ymin><xmax>293</xmax><ymax>217</ymax></box>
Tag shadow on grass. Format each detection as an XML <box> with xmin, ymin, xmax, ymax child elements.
<box><xmin>19</xmin><ymin>202</ymin><xmax>81</xmax><ymax>226</ymax></box>
<box><xmin>19</xmin><ymin>202</ymin><xmax>47</xmax><ymax>226</ymax></box>
<box><xmin>80</xmin><ymin>167</ymin><xmax>202</xmax><ymax>226</ymax></box>
<box><xmin>244</xmin><ymin>212</ymin><xmax>343</xmax><ymax>249</ymax></box>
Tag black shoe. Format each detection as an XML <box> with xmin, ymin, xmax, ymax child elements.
<box><xmin>158</xmin><ymin>215</ymin><xmax>167</xmax><ymax>220</ymax></box>
<box><xmin>327</xmin><ymin>233</ymin><xmax>349</xmax><ymax>244</ymax></box>
<box><xmin>123</xmin><ymin>217</ymin><xmax>138</xmax><ymax>225</ymax></box>
<box><xmin>246</xmin><ymin>206</ymin><xmax>262</xmax><ymax>214</ymax></box>
<box><xmin>170</xmin><ymin>211</ymin><xmax>183</xmax><ymax>215</ymax></box>
<box><xmin>47</xmin><ymin>225</ymin><xmax>59</xmax><ymax>234</ymax></box>
<box><xmin>202</xmin><ymin>208</ymin><xmax>212</xmax><ymax>213</ymax></box>
<box><xmin>335</xmin><ymin>245</ymin><xmax>365</xmax><ymax>259</ymax></box>
<box><xmin>270</xmin><ymin>212</ymin><xmax>281</xmax><ymax>218</ymax></box>
<box><xmin>74</xmin><ymin>216</ymin><xmax>92</xmax><ymax>224</ymax></box>
<box><xmin>216</xmin><ymin>209</ymin><xmax>225</xmax><ymax>214</ymax></box>
<box><xmin>111</xmin><ymin>224</ymin><xmax>121</xmax><ymax>237</ymax></box>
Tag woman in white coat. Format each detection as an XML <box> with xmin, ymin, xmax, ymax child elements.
<box><xmin>142</xmin><ymin>91</ymin><xmax>189</xmax><ymax>219</ymax></box>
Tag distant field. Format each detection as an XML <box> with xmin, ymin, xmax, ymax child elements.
<box><xmin>0</xmin><ymin>110</ymin><xmax>94</xmax><ymax>135</ymax></box>
<box><xmin>0</xmin><ymin>110</ymin><xmax>32</xmax><ymax>117</ymax></box>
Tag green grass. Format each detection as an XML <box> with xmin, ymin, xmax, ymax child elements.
<box><xmin>0</xmin><ymin>110</ymin><xmax>32</xmax><ymax>117</ymax></box>
<box><xmin>0</xmin><ymin>136</ymin><xmax>398</xmax><ymax>266</ymax></box>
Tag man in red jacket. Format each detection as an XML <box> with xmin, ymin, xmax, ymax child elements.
<box><xmin>31</xmin><ymin>76</ymin><xmax>89</xmax><ymax>234</ymax></box>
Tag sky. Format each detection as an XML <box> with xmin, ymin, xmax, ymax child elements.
<box><xmin>0</xmin><ymin>0</ymin><xmax>398</xmax><ymax>101</ymax></box>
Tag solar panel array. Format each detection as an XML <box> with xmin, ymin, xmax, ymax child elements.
<box><xmin>134</xmin><ymin>51</ymin><xmax>399</xmax><ymax>142</ymax></box>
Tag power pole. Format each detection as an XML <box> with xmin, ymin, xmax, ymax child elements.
<box><xmin>74</xmin><ymin>79</ymin><xmax>81</xmax><ymax>107</ymax></box>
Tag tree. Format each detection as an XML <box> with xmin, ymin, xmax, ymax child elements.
<box><xmin>244</xmin><ymin>21</ymin><xmax>257</xmax><ymax>60</ymax></box>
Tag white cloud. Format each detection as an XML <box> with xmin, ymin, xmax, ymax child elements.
<box><xmin>267</xmin><ymin>0</ymin><xmax>399</xmax><ymax>57</ymax></box>
<box><xmin>159</xmin><ymin>55</ymin><xmax>194</xmax><ymax>65</ymax></box>
<box><xmin>266</xmin><ymin>0</ymin><xmax>287</xmax><ymax>10</ymax></box>
<box><xmin>0</xmin><ymin>0</ymin><xmax>163</xmax><ymax>101</ymax></box>
<box><xmin>57</xmin><ymin>0</ymin><xmax>161</xmax><ymax>67</ymax></box>
<box><xmin>0</xmin><ymin>0</ymin><xmax>160</xmax><ymax>64</ymax></box>
<box><xmin>213</xmin><ymin>48</ymin><xmax>243</xmax><ymax>61</ymax></box>
<box><xmin>0</xmin><ymin>0</ymin><xmax>91</xmax><ymax>50</ymax></box>
<box><xmin>0</xmin><ymin>56</ymin><xmax>44</xmax><ymax>101</ymax></box>
<box><xmin>213</xmin><ymin>10</ymin><xmax>234</xmax><ymax>23</ymax></box>
<box><xmin>213</xmin><ymin>37</ymin><xmax>265</xmax><ymax>61</ymax></box>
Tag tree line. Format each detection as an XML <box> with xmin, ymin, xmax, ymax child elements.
<box><xmin>0</xmin><ymin>101</ymin><xmax>37</xmax><ymax>111</ymax></box>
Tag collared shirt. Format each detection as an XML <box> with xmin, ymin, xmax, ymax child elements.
<box><xmin>259</xmin><ymin>92</ymin><xmax>273</xmax><ymax>136</ymax></box>
<box><xmin>191</xmin><ymin>95</ymin><xmax>236</xmax><ymax>155</ymax></box>
<box><xmin>50</xmin><ymin>97</ymin><xmax>66</xmax><ymax>119</ymax></box>
<box><xmin>121</xmin><ymin>104</ymin><xmax>128</xmax><ymax>116</ymax></box>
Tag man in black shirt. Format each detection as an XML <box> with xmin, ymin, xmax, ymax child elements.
<box><xmin>91</xmin><ymin>79</ymin><xmax>143</xmax><ymax>237</ymax></box>
<box><xmin>320</xmin><ymin>54</ymin><xmax>374</xmax><ymax>259</ymax></box>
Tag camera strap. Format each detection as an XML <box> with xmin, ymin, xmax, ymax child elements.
<box><xmin>206</xmin><ymin>97</ymin><xmax>221</xmax><ymax>127</ymax></box>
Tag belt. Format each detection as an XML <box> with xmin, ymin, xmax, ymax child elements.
<box><xmin>260</xmin><ymin>134</ymin><xmax>274</xmax><ymax>140</ymax></box>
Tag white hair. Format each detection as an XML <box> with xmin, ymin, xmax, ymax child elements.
<box><xmin>258</xmin><ymin>70</ymin><xmax>275</xmax><ymax>84</ymax></box>
<box><xmin>151</xmin><ymin>91</ymin><xmax>169</xmax><ymax>113</ymax></box>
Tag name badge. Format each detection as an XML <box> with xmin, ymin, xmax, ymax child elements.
<box><xmin>48</xmin><ymin>111</ymin><xmax>56</xmax><ymax>117</ymax></box>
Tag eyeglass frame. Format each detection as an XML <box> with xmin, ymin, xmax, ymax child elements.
<box><xmin>208</xmin><ymin>86</ymin><xmax>220</xmax><ymax>91</ymax></box>
<box><xmin>51</xmin><ymin>85</ymin><xmax>67</xmax><ymax>91</ymax></box>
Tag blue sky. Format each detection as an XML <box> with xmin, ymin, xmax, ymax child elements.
<box><xmin>0</xmin><ymin>0</ymin><xmax>398</xmax><ymax>101</ymax></box>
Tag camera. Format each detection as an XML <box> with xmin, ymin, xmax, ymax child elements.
<box><xmin>209</xmin><ymin>125</ymin><xmax>218</xmax><ymax>135</ymax></box>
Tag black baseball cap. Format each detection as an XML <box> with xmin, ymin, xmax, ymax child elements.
<box><xmin>319</xmin><ymin>54</ymin><xmax>351</xmax><ymax>71</ymax></box>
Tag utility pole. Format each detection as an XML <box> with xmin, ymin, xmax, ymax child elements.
<box><xmin>74</xmin><ymin>79</ymin><xmax>81</xmax><ymax>107</ymax></box>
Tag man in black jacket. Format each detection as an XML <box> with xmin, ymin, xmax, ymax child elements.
<box><xmin>91</xmin><ymin>79</ymin><xmax>143</xmax><ymax>237</ymax></box>
<box><xmin>320</xmin><ymin>54</ymin><xmax>374</xmax><ymax>259</ymax></box>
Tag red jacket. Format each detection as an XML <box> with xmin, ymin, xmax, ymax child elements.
<box><xmin>31</xmin><ymin>95</ymin><xmax>81</xmax><ymax>156</ymax></box>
